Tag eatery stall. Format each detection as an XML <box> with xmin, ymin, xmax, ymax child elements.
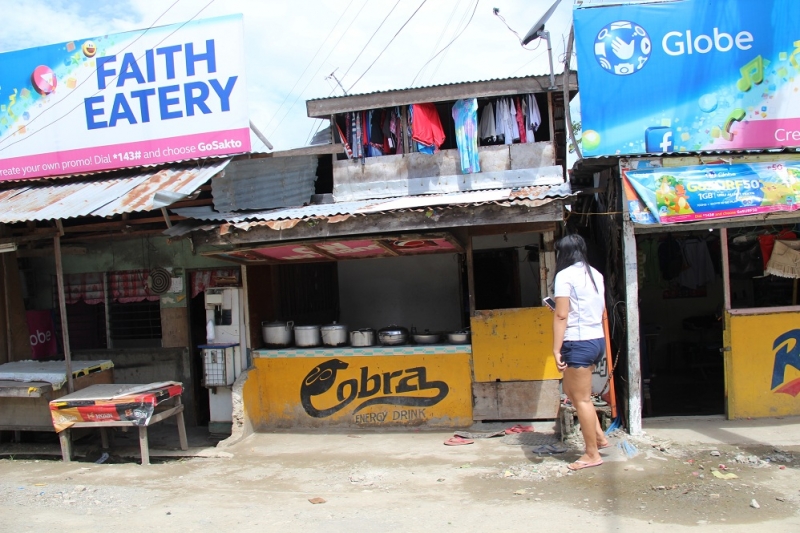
<box><xmin>193</xmin><ymin>191</ymin><xmax>571</xmax><ymax>430</ymax></box>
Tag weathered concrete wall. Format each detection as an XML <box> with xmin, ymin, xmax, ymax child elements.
<box><xmin>73</xmin><ymin>347</ymin><xmax>197</xmax><ymax>426</ymax></box>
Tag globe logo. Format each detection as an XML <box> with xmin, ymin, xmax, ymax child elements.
<box><xmin>594</xmin><ymin>21</ymin><xmax>651</xmax><ymax>76</ymax></box>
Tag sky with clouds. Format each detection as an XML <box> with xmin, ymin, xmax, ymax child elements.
<box><xmin>0</xmin><ymin>0</ymin><xmax>576</xmax><ymax>151</ymax></box>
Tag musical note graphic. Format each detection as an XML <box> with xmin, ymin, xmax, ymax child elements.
<box><xmin>736</xmin><ymin>56</ymin><xmax>768</xmax><ymax>92</ymax></box>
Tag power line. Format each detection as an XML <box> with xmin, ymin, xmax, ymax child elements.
<box><xmin>408</xmin><ymin>0</ymin><xmax>479</xmax><ymax>88</ymax></box>
<box><xmin>341</xmin><ymin>0</ymin><xmax>401</xmax><ymax>82</ymax></box>
<box><xmin>415</xmin><ymin>0</ymin><xmax>463</xmax><ymax>85</ymax></box>
<box><xmin>262</xmin><ymin>0</ymin><xmax>356</xmax><ymax>133</ymax></box>
<box><xmin>346</xmin><ymin>0</ymin><xmax>429</xmax><ymax>93</ymax></box>
<box><xmin>0</xmin><ymin>0</ymin><xmax>185</xmax><ymax>152</ymax></box>
<box><xmin>427</xmin><ymin>0</ymin><xmax>476</xmax><ymax>83</ymax></box>
<box><xmin>266</xmin><ymin>0</ymin><xmax>370</xmax><ymax>139</ymax></box>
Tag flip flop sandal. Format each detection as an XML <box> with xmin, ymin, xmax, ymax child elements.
<box><xmin>444</xmin><ymin>436</ymin><xmax>474</xmax><ymax>446</ymax></box>
<box><xmin>504</xmin><ymin>424</ymin><xmax>535</xmax><ymax>434</ymax></box>
<box><xmin>454</xmin><ymin>430</ymin><xmax>506</xmax><ymax>439</ymax></box>
<box><xmin>567</xmin><ymin>459</ymin><xmax>603</xmax><ymax>471</ymax></box>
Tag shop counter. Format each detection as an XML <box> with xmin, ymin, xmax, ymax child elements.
<box><xmin>0</xmin><ymin>360</ymin><xmax>114</xmax><ymax>432</ymax></box>
<box><xmin>253</xmin><ymin>344</ymin><xmax>471</xmax><ymax>358</ymax></box>
<box><xmin>246</xmin><ymin>345</ymin><xmax>473</xmax><ymax>429</ymax></box>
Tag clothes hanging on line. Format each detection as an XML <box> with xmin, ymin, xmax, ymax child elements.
<box><xmin>482</xmin><ymin>94</ymin><xmax>542</xmax><ymax>144</ymax></box>
<box><xmin>452</xmin><ymin>98</ymin><xmax>480</xmax><ymax>174</ymax></box>
<box><xmin>479</xmin><ymin>101</ymin><xmax>496</xmax><ymax>141</ymax></box>
<box><xmin>679</xmin><ymin>238</ymin><xmax>716</xmax><ymax>289</ymax></box>
<box><xmin>342</xmin><ymin>108</ymin><xmax>403</xmax><ymax>160</ymax></box>
<box><xmin>410</xmin><ymin>102</ymin><xmax>446</xmax><ymax>153</ymax></box>
<box><xmin>765</xmin><ymin>240</ymin><xmax>800</xmax><ymax>278</ymax></box>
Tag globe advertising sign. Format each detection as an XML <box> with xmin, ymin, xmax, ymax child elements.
<box><xmin>0</xmin><ymin>15</ymin><xmax>249</xmax><ymax>181</ymax></box>
<box><xmin>623</xmin><ymin>161</ymin><xmax>800</xmax><ymax>224</ymax></box>
<box><xmin>573</xmin><ymin>0</ymin><xmax>800</xmax><ymax>157</ymax></box>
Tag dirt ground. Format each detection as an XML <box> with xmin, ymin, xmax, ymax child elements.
<box><xmin>1</xmin><ymin>423</ymin><xmax>799</xmax><ymax>532</ymax></box>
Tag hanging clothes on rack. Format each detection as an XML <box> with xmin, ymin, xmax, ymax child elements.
<box><xmin>494</xmin><ymin>98</ymin><xmax>508</xmax><ymax>143</ymax></box>
<box><xmin>508</xmin><ymin>98</ymin><xmax>520</xmax><ymax>143</ymax></box>
<box><xmin>452</xmin><ymin>98</ymin><xmax>480</xmax><ymax>174</ymax></box>
<box><xmin>410</xmin><ymin>103</ymin><xmax>446</xmax><ymax>153</ymax></box>
<box><xmin>479</xmin><ymin>101</ymin><xmax>496</xmax><ymax>142</ymax></box>
<box><xmin>765</xmin><ymin>240</ymin><xmax>800</xmax><ymax>278</ymax></box>
<box><xmin>678</xmin><ymin>238</ymin><xmax>716</xmax><ymax>289</ymax></box>
<box><xmin>526</xmin><ymin>93</ymin><xmax>542</xmax><ymax>142</ymax></box>
<box><xmin>514</xmin><ymin>96</ymin><xmax>526</xmax><ymax>143</ymax></box>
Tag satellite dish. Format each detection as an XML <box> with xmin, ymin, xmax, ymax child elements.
<box><xmin>522</xmin><ymin>0</ymin><xmax>563</xmax><ymax>45</ymax></box>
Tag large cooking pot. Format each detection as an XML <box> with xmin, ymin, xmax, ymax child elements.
<box><xmin>413</xmin><ymin>330</ymin><xmax>442</xmax><ymax>344</ymax></box>
<box><xmin>350</xmin><ymin>328</ymin><xmax>375</xmax><ymax>347</ymax></box>
<box><xmin>378</xmin><ymin>325</ymin><xmax>409</xmax><ymax>346</ymax></box>
<box><xmin>447</xmin><ymin>330</ymin><xmax>471</xmax><ymax>344</ymax></box>
<box><xmin>262</xmin><ymin>320</ymin><xmax>294</xmax><ymax>347</ymax></box>
<box><xmin>321</xmin><ymin>322</ymin><xmax>349</xmax><ymax>347</ymax></box>
<box><xmin>294</xmin><ymin>325</ymin><xmax>321</xmax><ymax>347</ymax></box>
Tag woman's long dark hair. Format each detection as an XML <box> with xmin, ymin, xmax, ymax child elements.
<box><xmin>555</xmin><ymin>234</ymin><xmax>598</xmax><ymax>292</ymax></box>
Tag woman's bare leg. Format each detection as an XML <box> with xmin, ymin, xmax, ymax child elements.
<box><xmin>564</xmin><ymin>366</ymin><xmax>602</xmax><ymax>465</ymax></box>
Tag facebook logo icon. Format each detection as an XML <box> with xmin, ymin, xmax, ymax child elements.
<box><xmin>645</xmin><ymin>127</ymin><xmax>674</xmax><ymax>153</ymax></box>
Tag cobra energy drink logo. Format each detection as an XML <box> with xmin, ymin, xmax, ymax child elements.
<box><xmin>771</xmin><ymin>330</ymin><xmax>800</xmax><ymax>396</ymax></box>
<box><xmin>593</xmin><ymin>21</ymin><xmax>652</xmax><ymax>76</ymax></box>
<box><xmin>300</xmin><ymin>358</ymin><xmax>449</xmax><ymax>419</ymax></box>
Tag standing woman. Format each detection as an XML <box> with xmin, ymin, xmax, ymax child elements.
<box><xmin>552</xmin><ymin>234</ymin><xmax>610</xmax><ymax>471</ymax></box>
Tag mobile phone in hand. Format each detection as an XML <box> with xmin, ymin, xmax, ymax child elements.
<box><xmin>543</xmin><ymin>297</ymin><xmax>556</xmax><ymax>310</ymax></box>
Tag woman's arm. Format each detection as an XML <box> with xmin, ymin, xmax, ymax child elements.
<box><xmin>552</xmin><ymin>296</ymin><xmax>569</xmax><ymax>372</ymax></box>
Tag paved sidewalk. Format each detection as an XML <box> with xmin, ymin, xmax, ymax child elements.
<box><xmin>644</xmin><ymin>415</ymin><xmax>800</xmax><ymax>447</ymax></box>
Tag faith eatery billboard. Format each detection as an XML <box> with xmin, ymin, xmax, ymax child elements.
<box><xmin>0</xmin><ymin>14</ymin><xmax>250</xmax><ymax>181</ymax></box>
<box><xmin>573</xmin><ymin>0</ymin><xmax>800</xmax><ymax>157</ymax></box>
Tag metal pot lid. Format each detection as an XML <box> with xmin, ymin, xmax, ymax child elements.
<box><xmin>354</xmin><ymin>327</ymin><xmax>375</xmax><ymax>333</ymax></box>
<box><xmin>263</xmin><ymin>320</ymin><xmax>291</xmax><ymax>326</ymax></box>
<box><xmin>379</xmin><ymin>325</ymin><xmax>408</xmax><ymax>335</ymax></box>
<box><xmin>321</xmin><ymin>322</ymin><xmax>347</xmax><ymax>331</ymax></box>
<box><xmin>294</xmin><ymin>325</ymin><xmax>320</xmax><ymax>330</ymax></box>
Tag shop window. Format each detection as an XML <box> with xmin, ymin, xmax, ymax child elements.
<box><xmin>727</xmin><ymin>226</ymin><xmax>799</xmax><ymax>309</ymax></box>
<box><xmin>473</xmin><ymin>249</ymin><xmax>522</xmax><ymax>310</ymax></box>
<box><xmin>53</xmin><ymin>270</ymin><xmax>164</xmax><ymax>350</ymax></box>
<box><xmin>277</xmin><ymin>262</ymin><xmax>339</xmax><ymax>324</ymax></box>
<box><xmin>108</xmin><ymin>300</ymin><xmax>162</xmax><ymax>346</ymax></box>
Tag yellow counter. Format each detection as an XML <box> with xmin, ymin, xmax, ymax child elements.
<box><xmin>726</xmin><ymin>311</ymin><xmax>800</xmax><ymax>419</ymax></box>
<box><xmin>471</xmin><ymin>307</ymin><xmax>561</xmax><ymax>381</ymax></box>
<box><xmin>244</xmin><ymin>345</ymin><xmax>473</xmax><ymax>428</ymax></box>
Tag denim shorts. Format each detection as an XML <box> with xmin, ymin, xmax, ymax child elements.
<box><xmin>561</xmin><ymin>338</ymin><xmax>605</xmax><ymax>368</ymax></box>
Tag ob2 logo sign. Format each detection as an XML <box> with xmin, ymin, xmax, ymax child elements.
<box><xmin>772</xmin><ymin>329</ymin><xmax>800</xmax><ymax>396</ymax></box>
<box><xmin>300</xmin><ymin>358</ymin><xmax>449</xmax><ymax>419</ymax></box>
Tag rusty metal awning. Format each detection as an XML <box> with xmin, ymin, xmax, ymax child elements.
<box><xmin>0</xmin><ymin>159</ymin><xmax>231</xmax><ymax>223</ymax></box>
<box><xmin>170</xmin><ymin>182</ymin><xmax>573</xmax><ymax>233</ymax></box>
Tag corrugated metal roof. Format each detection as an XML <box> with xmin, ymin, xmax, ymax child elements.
<box><xmin>212</xmin><ymin>156</ymin><xmax>318</xmax><ymax>212</ymax></box>
<box><xmin>172</xmin><ymin>183</ymin><xmax>573</xmax><ymax>228</ymax></box>
<box><xmin>307</xmin><ymin>72</ymin><xmax>568</xmax><ymax>103</ymax></box>
<box><xmin>0</xmin><ymin>159</ymin><xmax>230</xmax><ymax>223</ymax></box>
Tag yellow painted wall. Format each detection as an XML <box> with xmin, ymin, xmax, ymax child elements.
<box><xmin>471</xmin><ymin>307</ymin><xmax>561</xmax><ymax>381</ymax></box>
<box><xmin>727</xmin><ymin>311</ymin><xmax>800</xmax><ymax>419</ymax></box>
<box><xmin>244</xmin><ymin>354</ymin><xmax>473</xmax><ymax>428</ymax></box>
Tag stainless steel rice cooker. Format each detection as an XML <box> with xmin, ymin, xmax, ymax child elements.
<box><xmin>321</xmin><ymin>322</ymin><xmax>349</xmax><ymax>347</ymax></box>
<box><xmin>262</xmin><ymin>320</ymin><xmax>294</xmax><ymax>347</ymax></box>
<box><xmin>294</xmin><ymin>325</ymin><xmax>321</xmax><ymax>347</ymax></box>
<box><xmin>349</xmin><ymin>328</ymin><xmax>376</xmax><ymax>347</ymax></box>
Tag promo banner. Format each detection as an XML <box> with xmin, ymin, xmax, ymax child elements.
<box><xmin>574</xmin><ymin>0</ymin><xmax>800</xmax><ymax>156</ymax></box>
<box><xmin>624</xmin><ymin>161</ymin><xmax>800</xmax><ymax>224</ymax></box>
<box><xmin>0</xmin><ymin>15</ymin><xmax>249</xmax><ymax>181</ymax></box>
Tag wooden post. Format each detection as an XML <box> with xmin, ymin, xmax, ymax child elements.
<box><xmin>720</xmin><ymin>228</ymin><xmax>732</xmax><ymax>311</ymax></box>
<box><xmin>466</xmin><ymin>236</ymin><xmax>476</xmax><ymax>316</ymax></box>
<box><xmin>622</xmin><ymin>218</ymin><xmax>642</xmax><ymax>435</ymax></box>
<box><xmin>54</xmin><ymin>232</ymin><xmax>74</xmax><ymax>394</ymax></box>
<box><xmin>2</xmin><ymin>254</ymin><xmax>11</xmax><ymax>363</ymax></box>
<box><xmin>401</xmin><ymin>106</ymin><xmax>410</xmax><ymax>154</ymax></box>
<box><xmin>540</xmin><ymin>231</ymin><xmax>556</xmax><ymax>297</ymax></box>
